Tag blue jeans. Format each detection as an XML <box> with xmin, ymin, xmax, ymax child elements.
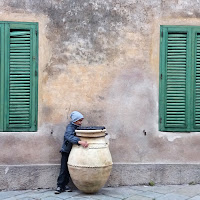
<box><xmin>57</xmin><ymin>152</ymin><xmax>70</xmax><ymax>189</ymax></box>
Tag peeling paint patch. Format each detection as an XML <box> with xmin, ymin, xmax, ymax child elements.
<box><xmin>166</xmin><ymin>135</ymin><xmax>182</xmax><ymax>142</ymax></box>
<box><xmin>158</xmin><ymin>132</ymin><xmax>182</xmax><ymax>142</ymax></box>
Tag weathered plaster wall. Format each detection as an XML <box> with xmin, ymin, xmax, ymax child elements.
<box><xmin>0</xmin><ymin>0</ymin><xmax>200</xmax><ymax>168</ymax></box>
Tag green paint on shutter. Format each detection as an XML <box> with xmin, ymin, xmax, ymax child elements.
<box><xmin>194</xmin><ymin>32</ymin><xmax>200</xmax><ymax>129</ymax></box>
<box><xmin>159</xmin><ymin>26</ymin><xmax>200</xmax><ymax>132</ymax></box>
<box><xmin>165</xmin><ymin>32</ymin><xmax>187</xmax><ymax>128</ymax></box>
<box><xmin>0</xmin><ymin>24</ymin><xmax>4</xmax><ymax>131</ymax></box>
<box><xmin>3</xmin><ymin>23</ymin><xmax>38</xmax><ymax>132</ymax></box>
<box><xmin>159</xmin><ymin>26</ymin><xmax>191</xmax><ymax>132</ymax></box>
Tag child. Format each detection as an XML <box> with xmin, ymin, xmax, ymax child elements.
<box><xmin>55</xmin><ymin>111</ymin><xmax>88</xmax><ymax>194</ymax></box>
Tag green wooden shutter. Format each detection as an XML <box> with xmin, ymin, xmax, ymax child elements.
<box><xmin>4</xmin><ymin>23</ymin><xmax>38</xmax><ymax>132</ymax></box>
<box><xmin>0</xmin><ymin>24</ymin><xmax>4</xmax><ymax>131</ymax></box>
<box><xmin>165</xmin><ymin>32</ymin><xmax>187</xmax><ymax>128</ymax></box>
<box><xmin>193</xmin><ymin>31</ymin><xmax>200</xmax><ymax>129</ymax></box>
<box><xmin>159</xmin><ymin>27</ymin><xmax>190</xmax><ymax>131</ymax></box>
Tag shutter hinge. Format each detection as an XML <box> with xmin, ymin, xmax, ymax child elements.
<box><xmin>35</xmin><ymin>70</ymin><xmax>37</xmax><ymax>76</ymax></box>
<box><xmin>35</xmin><ymin>30</ymin><xmax>37</xmax><ymax>35</ymax></box>
<box><xmin>34</xmin><ymin>120</ymin><xmax>37</xmax><ymax>126</ymax></box>
<box><xmin>160</xmin><ymin>118</ymin><xmax>162</xmax><ymax>124</ymax></box>
<box><xmin>160</xmin><ymin>73</ymin><xmax>162</xmax><ymax>79</ymax></box>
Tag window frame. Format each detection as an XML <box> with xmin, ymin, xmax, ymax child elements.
<box><xmin>159</xmin><ymin>25</ymin><xmax>200</xmax><ymax>132</ymax></box>
<box><xmin>0</xmin><ymin>21</ymin><xmax>38</xmax><ymax>132</ymax></box>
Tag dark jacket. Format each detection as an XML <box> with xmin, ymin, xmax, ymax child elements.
<box><xmin>60</xmin><ymin>122</ymin><xmax>81</xmax><ymax>153</ymax></box>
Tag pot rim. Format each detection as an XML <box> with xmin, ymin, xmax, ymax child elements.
<box><xmin>75</xmin><ymin>129</ymin><xmax>107</xmax><ymax>134</ymax></box>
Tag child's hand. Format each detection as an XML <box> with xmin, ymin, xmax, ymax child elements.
<box><xmin>78</xmin><ymin>141</ymin><xmax>88</xmax><ymax>148</ymax></box>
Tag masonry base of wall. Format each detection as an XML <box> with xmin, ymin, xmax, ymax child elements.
<box><xmin>0</xmin><ymin>163</ymin><xmax>200</xmax><ymax>190</ymax></box>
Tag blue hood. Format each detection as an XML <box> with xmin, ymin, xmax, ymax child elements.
<box><xmin>70</xmin><ymin>111</ymin><xmax>84</xmax><ymax>123</ymax></box>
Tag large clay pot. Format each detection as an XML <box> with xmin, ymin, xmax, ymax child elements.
<box><xmin>68</xmin><ymin>128</ymin><xmax>113</xmax><ymax>194</ymax></box>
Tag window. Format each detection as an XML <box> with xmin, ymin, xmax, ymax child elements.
<box><xmin>159</xmin><ymin>25</ymin><xmax>200</xmax><ymax>132</ymax></box>
<box><xmin>0</xmin><ymin>22</ymin><xmax>38</xmax><ymax>132</ymax></box>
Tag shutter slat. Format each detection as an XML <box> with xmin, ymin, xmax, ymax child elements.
<box><xmin>10</xmin><ymin>50</ymin><xmax>30</xmax><ymax>52</ymax></box>
<box><xmin>10</xmin><ymin>44</ymin><xmax>30</xmax><ymax>47</ymax></box>
<box><xmin>168</xmin><ymin>55</ymin><xmax>186</xmax><ymax>57</ymax></box>
<box><xmin>10</xmin><ymin>117</ymin><xmax>30</xmax><ymax>120</ymax></box>
<box><xmin>10</xmin><ymin>90</ymin><xmax>30</xmax><ymax>93</ymax></box>
<box><xmin>11</xmin><ymin>38</ymin><xmax>30</xmax><ymax>41</ymax></box>
<box><xmin>11</xmin><ymin>55</ymin><xmax>30</xmax><ymax>58</ymax></box>
<box><xmin>9</xmin><ymin>94</ymin><xmax>30</xmax><ymax>97</ymax></box>
<box><xmin>10</xmin><ymin>114</ymin><xmax>29</xmax><ymax>116</ymax></box>
<box><xmin>9</xmin><ymin>108</ymin><xmax>29</xmax><ymax>111</ymax></box>
<box><xmin>8</xmin><ymin>124</ymin><xmax>30</xmax><ymax>128</ymax></box>
<box><xmin>166</xmin><ymin>122</ymin><xmax>185</xmax><ymax>124</ymax></box>
<box><xmin>10</xmin><ymin>31</ymin><xmax>30</xmax><ymax>36</ymax></box>
<box><xmin>9</xmin><ymin>101</ymin><xmax>29</xmax><ymax>103</ymax></box>
<box><xmin>168</xmin><ymin>38</ymin><xmax>186</xmax><ymax>41</ymax></box>
<box><xmin>9</xmin><ymin>121</ymin><xmax>29</xmax><ymax>124</ymax></box>
<box><xmin>10</xmin><ymin>72</ymin><xmax>30</xmax><ymax>74</ymax></box>
<box><xmin>168</xmin><ymin>50</ymin><xmax>186</xmax><ymax>52</ymax></box>
<box><xmin>10</xmin><ymin>58</ymin><xmax>30</xmax><ymax>61</ymax></box>
<box><xmin>9</xmin><ymin>105</ymin><xmax>30</xmax><ymax>108</ymax></box>
<box><xmin>10</xmin><ymin>65</ymin><xmax>30</xmax><ymax>67</ymax></box>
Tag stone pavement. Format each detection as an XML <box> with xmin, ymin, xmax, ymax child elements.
<box><xmin>1</xmin><ymin>184</ymin><xmax>200</xmax><ymax>200</ymax></box>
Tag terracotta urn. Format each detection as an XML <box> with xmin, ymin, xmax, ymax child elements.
<box><xmin>68</xmin><ymin>127</ymin><xmax>113</xmax><ymax>194</ymax></box>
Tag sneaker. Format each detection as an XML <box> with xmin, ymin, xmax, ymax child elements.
<box><xmin>65</xmin><ymin>185</ymin><xmax>72</xmax><ymax>192</ymax></box>
<box><xmin>54</xmin><ymin>186</ymin><xmax>64</xmax><ymax>194</ymax></box>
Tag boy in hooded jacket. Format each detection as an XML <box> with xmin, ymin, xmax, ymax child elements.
<box><xmin>55</xmin><ymin>111</ymin><xmax>88</xmax><ymax>194</ymax></box>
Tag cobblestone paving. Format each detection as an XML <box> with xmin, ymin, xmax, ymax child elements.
<box><xmin>1</xmin><ymin>184</ymin><xmax>200</xmax><ymax>200</ymax></box>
